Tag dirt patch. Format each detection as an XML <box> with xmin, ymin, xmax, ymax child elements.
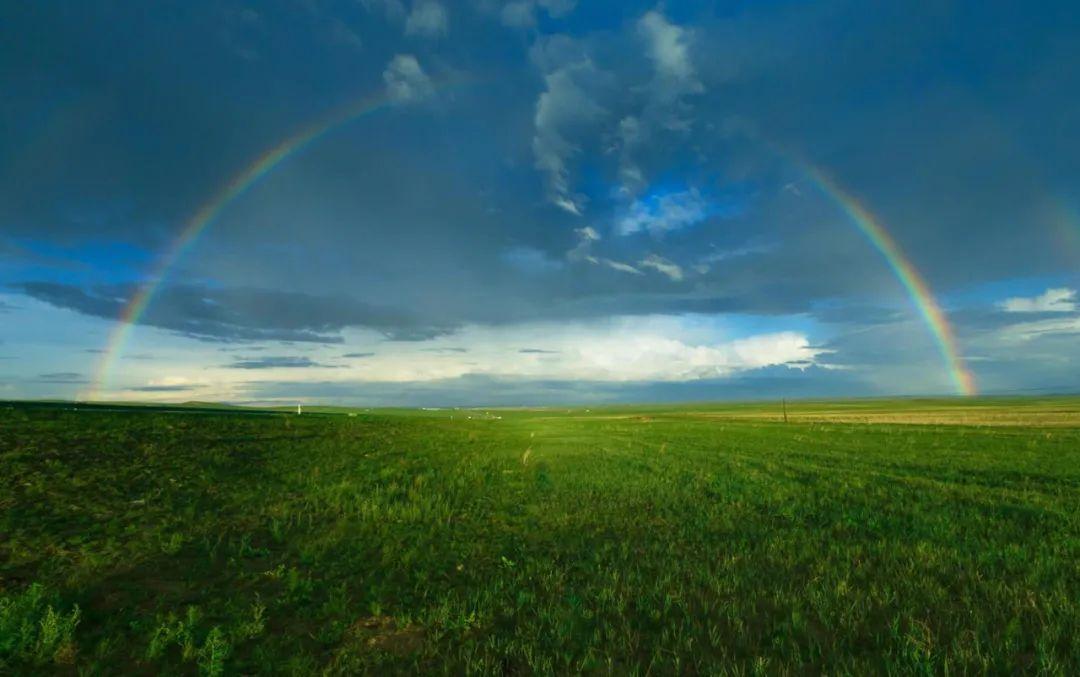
<box><xmin>346</xmin><ymin>616</ymin><xmax>425</xmax><ymax>656</ymax></box>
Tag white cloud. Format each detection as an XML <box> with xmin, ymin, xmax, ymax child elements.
<box><xmin>617</xmin><ymin>188</ymin><xmax>708</xmax><ymax>236</ymax></box>
<box><xmin>566</xmin><ymin>224</ymin><xmax>684</xmax><ymax>280</ymax></box>
<box><xmin>383</xmin><ymin>54</ymin><xmax>434</xmax><ymax>103</ymax></box>
<box><xmin>558</xmin><ymin>329</ymin><xmax>820</xmax><ymax>381</ymax></box>
<box><xmin>615</xmin><ymin>9</ymin><xmax>703</xmax><ymax>196</ymax></box>
<box><xmin>693</xmin><ymin>243</ymin><xmax>775</xmax><ymax>274</ymax></box>
<box><xmin>566</xmin><ymin>226</ymin><xmax>600</xmax><ymax>260</ymax></box>
<box><xmin>405</xmin><ymin>0</ymin><xmax>448</xmax><ymax>38</ymax></box>
<box><xmin>282</xmin><ymin>317</ymin><xmax>827</xmax><ymax>383</ymax></box>
<box><xmin>1000</xmin><ymin>316</ymin><xmax>1080</xmax><ymax>342</ymax></box>
<box><xmin>532</xmin><ymin>48</ymin><xmax>607</xmax><ymax>214</ymax></box>
<box><xmin>639</xmin><ymin>254</ymin><xmax>683</xmax><ymax>281</ymax></box>
<box><xmin>565</xmin><ymin>228</ymin><xmax>641</xmax><ymax>274</ymax></box>
<box><xmin>596</xmin><ymin>258</ymin><xmax>642</xmax><ymax>275</ymax></box>
<box><xmin>1000</xmin><ymin>287</ymin><xmax>1077</xmax><ymax>313</ymax></box>
<box><xmin>638</xmin><ymin>10</ymin><xmax>701</xmax><ymax>100</ymax></box>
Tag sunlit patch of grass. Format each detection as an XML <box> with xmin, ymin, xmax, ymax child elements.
<box><xmin>0</xmin><ymin>584</ymin><xmax>81</xmax><ymax>667</ymax></box>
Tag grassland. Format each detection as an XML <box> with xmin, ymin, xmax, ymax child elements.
<box><xmin>1</xmin><ymin>397</ymin><xmax>1078</xmax><ymax>674</ymax></box>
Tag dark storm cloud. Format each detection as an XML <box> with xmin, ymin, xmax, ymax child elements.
<box><xmin>0</xmin><ymin>1</ymin><xmax>388</xmax><ymax>247</ymax></box>
<box><xmin>15</xmin><ymin>281</ymin><xmax>453</xmax><ymax>343</ymax></box>
<box><xmin>224</xmin><ymin>356</ymin><xmax>333</xmax><ymax>370</ymax></box>
<box><xmin>130</xmin><ymin>384</ymin><xmax>200</xmax><ymax>392</ymax></box>
<box><xmin>11</xmin><ymin>0</ymin><xmax>1070</xmax><ymax>333</ymax></box>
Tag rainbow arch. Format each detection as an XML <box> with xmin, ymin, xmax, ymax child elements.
<box><xmin>798</xmin><ymin>163</ymin><xmax>977</xmax><ymax>396</ymax></box>
<box><xmin>87</xmin><ymin>98</ymin><xmax>977</xmax><ymax>399</ymax></box>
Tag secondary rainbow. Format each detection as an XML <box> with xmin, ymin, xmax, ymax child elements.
<box><xmin>88</xmin><ymin>88</ymin><xmax>443</xmax><ymax>399</ymax></box>
<box><xmin>802</xmin><ymin>164</ymin><xmax>978</xmax><ymax>396</ymax></box>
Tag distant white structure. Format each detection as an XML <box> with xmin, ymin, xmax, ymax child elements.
<box><xmin>297</xmin><ymin>403</ymin><xmax>302</xmax><ymax>415</ymax></box>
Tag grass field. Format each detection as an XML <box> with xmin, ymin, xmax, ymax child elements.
<box><xmin>1</xmin><ymin>397</ymin><xmax>1078</xmax><ymax>674</ymax></box>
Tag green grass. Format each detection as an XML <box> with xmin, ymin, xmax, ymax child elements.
<box><xmin>1</xmin><ymin>398</ymin><xmax>1078</xmax><ymax>673</ymax></box>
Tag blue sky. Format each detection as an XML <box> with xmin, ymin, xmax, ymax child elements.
<box><xmin>1</xmin><ymin>0</ymin><xmax>1078</xmax><ymax>405</ymax></box>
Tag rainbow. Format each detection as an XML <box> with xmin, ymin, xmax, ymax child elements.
<box><xmin>1042</xmin><ymin>193</ymin><xmax>1080</xmax><ymax>263</ymax></box>
<box><xmin>88</xmin><ymin>91</ymin><xmax>977</xmax><ymax>399</ymax></box>
<box><xmin>87</xmin><ymin>87</ymin><xmax>451</xmax><ymax>400</ymax></box>
<box><xmin>801</xmin><ymin>164</ymin><xmax>977</xmax><ymax>396</ymax></box>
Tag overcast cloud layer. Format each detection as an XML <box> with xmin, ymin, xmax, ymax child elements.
<box><xmin>2</xmin><ymin>1</ymin><xmax>1078</xmax><ymax>405</ymax></box>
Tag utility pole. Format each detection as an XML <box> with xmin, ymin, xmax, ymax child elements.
<box><xmin>782</xmin><ymin>398</ymin><xmax>788</xmax><ymax>423</ymax></box>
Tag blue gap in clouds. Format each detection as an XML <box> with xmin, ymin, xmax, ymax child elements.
<box><xmin>0</xmin><ymin>237</ymin><xmax>154</xmax><ymax>287</ymax></box>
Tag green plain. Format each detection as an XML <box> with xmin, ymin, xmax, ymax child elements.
<box><xmin>2</xmin><ymin>397</ymin><xmax>1078</xmax><ymax>674</ymax></box>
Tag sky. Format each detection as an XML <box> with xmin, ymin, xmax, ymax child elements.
<box><xmin>1</xmin><ymin>0</ymin><xmax>1079</xmax><ymax>406</ymax></box>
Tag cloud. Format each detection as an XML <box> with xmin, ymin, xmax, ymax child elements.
<box><xmin>500</xmin><ymin>1</ymin><xmax>536</xmax><ymax>28</ymax></box>
<box><xmin>383</xmin><ymin>54</ymin><xmax>434</xmax><ymax>103</ymax></box>
<box><xmin>638</xmin><ymin>10</ymin><xmax>702</xmax><ymax>107</ymax></box>
<box><xmin>617</xmin><ymin>188</ymin><xmax>709</xmax><ymax>236</ymax></box>
<box><xmin>37</xmin><ymin>372</ymin><xmax>88</xmax><ymax>383</ymax></box>
<box><xmin>499</xmin><ymin>0</ymin><xmax>576</xmax><ymax>28</ymax></box>
<box><xmin>1000</xmin><ymin>287</ymin><xmax>1077</xmax><ymax>313</ymax></box>
<box><xmin>326</xmin><ymin>18</ymin><xmax>363</xmax><ymax>50</ymax></box>
<box><xmin>1000</xmin><ymin>316</ymin><xmax>1080</xmax><ymax>342</ymax></box>
<box><xmin>225</xmin><ymin>356</ymin><xmax>331</xmax><ymax>369</ymax></box>
<box><xmin>360</xmin><ymin>0</ymin><xmax>406</xmax><ymax>22</ymax></box>
<box><xmin>405</xmin><ymin>1</ymin><xmax>448</xmax><ymax>38</ymax></box>
<box><xmin>596</xmin><ymin>258</ymin><xmax>643</xmax><ymax>275</ymax></box>
<box><xmin>692</xmin><ymin>243</ymin><xmax>775</xmax><ymax>274</ymax></box>
<box><xmin>5</xmin><ymin>2</ymin><xmax>1080</xmax><ymax>402</ymax></box>
<box><xmin>15</xmin><ymin>282</ymin><xmax>451</xmax><ymax>343</ymax></box>
<box><xmin>227</xmin><ymin>317</ymin><xmax>827</xmax><ymax>385</ymax></box>
<box><xmin>551</xmin><ymin>327</ymin><xmax>825</xmax><ymax>382</ymax></box>
<box><xmin>538</xmin><ymin>0</ymin><xmax>576</xmax><ymax>17</ymax></box>
<box><xmin>639</xmin><ymin>254</ymin><xmax>683</xmax><ymax>281</ymax></box>
<box><xmin>236</xmin><ymin>366</ymin><xmax>865</xmax><ymax>408</ymax></box>
<box><xmin>566</xmin><ymin>226</ymin><xmax>601</xmax><ymax>261</ymax></box>
<box><xmin>532</xmin><ymin>50</ymin><xmax>607</xmax><ymax>214</ymax></box>
<box><xmin>615</xmin><ymin>9</ymin><xmax>703</xmax><ymax>195</ymax></box>
<box><xmin>564</xmin><ymin>225</ymin><xmax>676</xmax><ymax>278</ymax></box>
<box><xmin>342</xmin><ymin>352</ymin><xmax>376</xmax><ymax>358</ymax></box>
<box><xmin>130</xmin><ymin>384</ymin><xmax>199</xmax><ymax>392</ymax></box>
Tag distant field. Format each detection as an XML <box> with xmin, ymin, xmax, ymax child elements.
<box><xmin>581</xmin><ymin>396</ymin><xmax>1080</xmax><ymax>427</ymax></box>
<box><xmin>1</xmin><ymin>398</ymin><xmax>1078</xmax><ymax>673</ymax></box>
